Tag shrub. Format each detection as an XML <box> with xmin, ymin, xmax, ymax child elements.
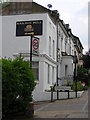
<box><xmin>66</xmin><ymin>80</ymin><xmax>71</xmax><ymax>86</ymax></box>
<box><xmin>2</xmin><ymin>56</ymin><xmax>36</xmax><ymax>118</ymax></box>
<box><xmin>77</xmin><ymin>65</ymin><xmax>89</xmax><ymax>85</ymax></box>
<box><xmin>82</xmin><ymin>86</ymin><xmax>88</xmax><ymax>90</ymax></box>
<box><xmin>50</xmin><ymin>83</ymin><xmax>56</xmax><ymax>91</ymax></box>
<box><xmin>73</xmin><ymin>81</ymin><xmax>83</xmax><ymax>91</ymax></box>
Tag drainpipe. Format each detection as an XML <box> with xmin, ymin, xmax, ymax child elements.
<box><xmin>56</xmin><ymin>11</ymin><xmax>59</xmax><ymax>100</ymax></box>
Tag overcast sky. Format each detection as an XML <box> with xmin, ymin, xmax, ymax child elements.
<box><xmin>34</xmin><ymin>0</ymin><xmax>89</xmax><ymax>54</ymax></box>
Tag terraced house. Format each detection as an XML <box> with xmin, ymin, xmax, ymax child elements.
<box><xmin>0</xmin><ymin>1</ymin><xmax>83</xmax><ymax>101</ymax></box>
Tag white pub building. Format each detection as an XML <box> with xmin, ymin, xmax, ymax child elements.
<box><xmin>1</xmin><ymin>2</ymin><xmax>83</xmax><ymax>101</ymax></box>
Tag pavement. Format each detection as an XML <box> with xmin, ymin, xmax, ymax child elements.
<box><xmin>0</xmin><ymin>90</ymin><xmax>88</xmax><ymax>119</ymax></box>
<box><xmin>34</xmin><ymin>90</ymin><xmax>88</xmax><ymax>118</ymax></box>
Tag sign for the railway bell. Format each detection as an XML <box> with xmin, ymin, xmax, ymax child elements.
<box><xmin>32</xmin><ymin>37</ymin><xmax>39</xmax><ymax>55</ymax></box>
<box><xmin>16</xmin><ymin>20</ymin><xmax>43</xmax><ymax>36</ymax></box>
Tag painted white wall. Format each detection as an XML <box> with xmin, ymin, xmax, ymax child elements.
<box><xmin>2</xmin><ymin>14</ymin><xmax>51</xmax><ymax>57</ymax></box>
<box><xmin>33</xmin><ymin>91</ymin><xmax>84</xmax><ymax>101</ymax></box>
<box><xmin>58</xmin><ymin>24</ymin><xmax>74</xmax><ymax>57</ymax></box>
<box><xmin>57</xmin><ymin>23</ymin><xmax>74</xmax><ymax>86</ymax></box>
<box><xmin>0</xmin><ymin>16</ymin><xmax>2</xmax><ymax>58</ymax></box>
<box><xmin>2</xmin><ymin>13</ymin><xmax>49</xmax><ymax>58</ymax></box>
<box><xmin>70</xmin><ymin>38</ymin><xmax>74</xmax><ymax>56</ymax></box>
<box><xmin>46</xmin><ymin>15</ymin><xmax>57</xmax><ymax>61</ymax></box>
<box><xmin>60</xmin><ymin>56</ymin><xmax>73</xmax><ymax>78</ymax></box>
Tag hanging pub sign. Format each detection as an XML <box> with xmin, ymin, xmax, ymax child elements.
<box><xmin>32</xmin><ymin>37</ymin><xmax>39</xmax><ymax>55</ymax></box>
<box><xmin>16</xmin><ymin>20</ymin><xmax>43</xmax><ymax>36</ymax></box>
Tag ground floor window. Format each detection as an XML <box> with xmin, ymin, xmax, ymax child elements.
<box><xmin>52</xmin><ymin>66</ymin><xmax>54</xmax><ymax>84</ymax></box>
<box><xmin>65</xmin><ymin>65</ymin><xmax>68</xmax><ymax>76</ymax></box>
<box><xmin>48</xmin><ymin>64</ymin><xmax>50</xmax><ymax>84</ymax></box>
<box><xmin>32</xmin><ymin>61</ymin><xmax>39</xmax><ymax>81</ymax></box>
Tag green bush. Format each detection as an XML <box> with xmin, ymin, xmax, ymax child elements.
<box><xmin>2</xmin><ymin>56</ymin><xmax>36</xmax><ymax>117</ymax></box>
<box><xmin>77</xmin><ymin>65</ymin><xmax>89</xmax><ymax>86</ymax></box>
<box><xmin>82</xmin><ymin>86</ymin><xmax>88</xmax><ymax>90</ymax></box>
<box><xmin>73</xmin><ymin>81</ymin><xmax>83</xmax><ymax>91</ymax></box>
<box><xmin>66</xmin><ymin>80</ymin><xmax>71</xmax><ymax>86</ymax></box>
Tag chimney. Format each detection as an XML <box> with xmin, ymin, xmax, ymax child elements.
<box><xmin>65</xmin><ymin>24</ymin><xmax>69</xmax><ymax>30</ymax></box>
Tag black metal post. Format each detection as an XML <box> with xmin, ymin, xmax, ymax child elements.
<box><xmin>30</xmin><ymin>35</ymin><xmax>33</xmax><ymax>69</ymax></box>
<box><xmin>56</xmin><ymin>12</ymin><xmax>60</xmax><ymax>100</ymax></box>
<box><xmin>67</xmin><ymin>90</ymin><xmax>70</xmax><ymax>99</ymax></box>
<box><xmin>74</xmin><ymin>62</ymin><xmax>77</xmax><ymax>98</ymax></box>
<box><xmin>75</xmin><ymin>76</ymin><xmax>77</xmax><ymax>98</ymax></box>
<box><xmin>56</xmin><ymin>18</ymin><xmax>59</xmax><ymax>100</ymax></box>
<box><xmin>73</xmin><ymin>52</ymin><xmax>78</xmax><ymax>98</ymax></box>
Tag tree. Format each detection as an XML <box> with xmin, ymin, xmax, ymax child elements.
<box><xmin>0</xmin><ymin>0</ymin><xmax>10</xmax><ymax>9</ymax></box>
<box><xmin>2</xmin><ymin>56</ymin><xmax>36</xmax><ymax>118</ymax></box>
<box><xmin>0</xmin><ymin>0</ymin><xmax>10</xmax><ymax>3</ymax></box>
<box><xmin>77</xmin><ymin>65</ymin><xmax>89</xmax><ymax>85</ymax></box>
<box><xmin>83</xmin><ymin>49</ymin><xmax>90</xmax><ymax>72</ymax></box>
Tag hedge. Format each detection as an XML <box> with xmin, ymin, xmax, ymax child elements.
<box><xmin>2</xmin><ymin>56</ymin><xmax>36</xmax><ymax>118</ymax></box>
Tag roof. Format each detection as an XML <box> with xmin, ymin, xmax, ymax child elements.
<box><xmin>73</xmin><ymin>34</ymin><xmax>84</xmax><ymax>49</ymax></box>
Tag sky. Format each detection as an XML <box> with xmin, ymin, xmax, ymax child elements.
<box><xmin>34</xmin><ymin>0</ymin><xmax>89</xmax><ymax>54</ymax></box>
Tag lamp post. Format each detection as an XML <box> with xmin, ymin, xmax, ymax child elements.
<box><xmin>73</xmin><ymin>51</ymin><xmax>78</xmax><ymax>98</ymax></box>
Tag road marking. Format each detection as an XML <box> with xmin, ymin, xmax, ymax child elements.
<box><xmin>82</xmin><ymin>91</ymin><xmax>88</xmax><ymax>111</ymax></box>
<box><xmin>82</xmin><ymin>100</ymin><xmax>88</xmax><ymax>111</ymax></box>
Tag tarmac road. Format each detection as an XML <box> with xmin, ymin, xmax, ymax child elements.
<box><xmin>34</xmin><ymin>90</ymin><xmax>88</xmax><ymax>118</ymax></box>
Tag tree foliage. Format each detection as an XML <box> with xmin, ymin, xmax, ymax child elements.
<box><xmin>0</xmin><ymin>0</ymin><xmax>10</xmax><ymax>9</ymax></box>
<box><xmin>2</xmin><ymin>56</ymin><xmax>36</xmax><ymax>117</ymax></box>
<box><xmin>77</xmin><ymin>65</ymin><xmax>89</xmax><ymax>86</ymax></box>
<box><xmin>73</xmin><ymin>81</ymin><xmax>83</xmax><ymax>91</ymax></box>
<box><xmin>83</xmin><ymin>50</ymin><xmax>90</xmax><ymax>71</ymax></box>
<box><xmin>77</xmin><ymin>65</ymin><xmax>87</xmax><ymax>79</ymax></box>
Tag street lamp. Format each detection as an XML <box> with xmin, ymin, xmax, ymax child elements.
<box><xmin>73</xmin><ymin>51</ymin><xmax>78</xmax><ymax>98</ymax></box>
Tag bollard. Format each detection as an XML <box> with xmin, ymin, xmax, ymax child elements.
<box><xmin>25</xmin><ymin>101</ymin><xmax>34</xmax><ymax>118</ymax></box>
<box><xmin>51</xmin><ymin>86</ymin><xmax>53</xmax><ymax>102</ymax></box>
<box><xmin>67</xmin><ymin>90</ymin><xmax>70</xmax><ymax>99</ymax></box>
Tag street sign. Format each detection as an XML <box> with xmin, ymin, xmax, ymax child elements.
<box><xmin>32</xmin><ymin>37</ymin><xmax>39</xmax><ymax>55</ymax></box>
<box><xmin>55</xmin><ymin>86</ymin><xmax>71</xmax><ymax>91</ymax></box>
<box><xmin>16</xmin><ymin>20</ymin><xmax>43</xmax><ymax>36</ymax></box>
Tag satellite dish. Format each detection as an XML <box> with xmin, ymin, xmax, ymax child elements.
<box><xmin>47</xmin><ymin>4</ymin><xmax>52</xmax><ymax>9</ymax></box>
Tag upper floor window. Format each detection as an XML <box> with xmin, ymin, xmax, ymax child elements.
<box><xmin>61</xmin><ymin>39</ymin><xmax>63</xmax><ymax>52</ymax></box>
<box><xmin>61</xmin><ymin>33</ymin><xmax>63</xmax><ymax>40</ymax></box>
<box><xmin>53</xmin><ymin>26</ymin><xmax>55</xmax><ymax>33</ymax></box>
<box><xmin>49</xmin><ymin>36</ymin><xmax>51</xmax><ymax>57</ymax></box>
<box><xmin>49</xmin><ymin>22</ymin><xmax>51</xmax><ymax>28</ymax></box>
<box><xmin>65</xmin><ymin>42</ymin><xmax>66</xmax><ymax>53</ymax></box>
<box><xmin>32</xmin><ymin>61</ymin><xmax>39</xmax><ymax>81</ymax></box>
<box><xmin>53</xmin><ymin>40</ymin><xmax>55</xmax><ymax>59</ymax></box>
<box><xmin>65</xmin><ymin>65</ymin><xmax>68</xmax><ymax>76</ymax></box>
<box><xmin>70</xmin><ymin>46</ymin><xmax>71</xmax><ymax>55</ymax></box>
